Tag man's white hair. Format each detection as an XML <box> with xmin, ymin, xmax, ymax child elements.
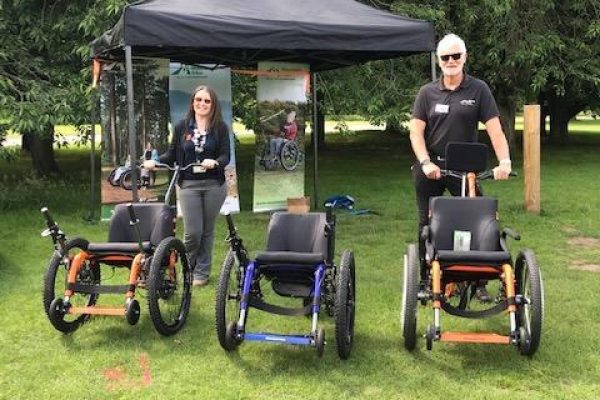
<box><xmin>437</xmin><ymin>33</ymin><xmax>467</xmax><ymax>54</ymax></box>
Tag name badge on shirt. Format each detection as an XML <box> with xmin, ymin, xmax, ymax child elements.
<box><xmin>434</xmin><ymin>104</ymin><xmax>449</xmax><ymax>114</ymax></box>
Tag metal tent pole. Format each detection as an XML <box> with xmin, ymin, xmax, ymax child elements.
<box><xmin>311</xmin><ymin>72</ymin><xmax>319</xmax><ymax>210</ymax></box>
<box><xmin>125</xmin><ymin>45</ymin><xmax>139</xmax><ymax>202</ymax></box>
<box><xmin>88</xmin><ymin>90</ymin><xmax>97</xmax><ymax>221</ymax></box>
<box><xmin>431</xmin><ymin>51</ymin><xmax>437</xmax><ymax>81</ymax></box>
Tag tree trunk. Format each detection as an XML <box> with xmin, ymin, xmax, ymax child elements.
<box><xmin>28</xmin><ymin>125</ymin><xmax>59</xmax><ymax>176</ymax></box>
<box><xmin>21</xmin><ymin>132</ymin><xmax>32</xmax><ymax>153</ymax></box>
<box><xmin>496</xmin><ymin>98</ymin><xmax>516</xmax><ymax>150</ymax></box>
<box><xmin>317</xmin><ymin>108</ymin><xmax>325</xmax><ymax>150</ymax></box>
<box><xmin>547</xmin><ymin>94</ymin><xmax>570</xmax><ymax>145</ymax></box>
<box><xmin>384</xmin><ymin>118</ymin><xmax>401</xmax><ymax>134</ymax></box>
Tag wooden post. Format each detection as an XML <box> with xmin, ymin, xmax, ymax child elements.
<box><xmin>523</xmin><ymin>105</ymin><xmax>540</xmax><ymax>214</ymax></box>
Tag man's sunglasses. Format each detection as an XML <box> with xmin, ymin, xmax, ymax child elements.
<box><xmin>439</xmin><ymin>53</ymin><xmax>463</xmax><ymax>62</ymax></box>
<box><xmin>194</xmin><ymin>97</ymin><xmax>212</xmax><ymax>104</ymax></box>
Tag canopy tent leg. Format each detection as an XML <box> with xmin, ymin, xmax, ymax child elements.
<box><xmin>431</xmin><ymin>51</ymin><xmax>437</xmax><ymax>81</ymax></box>
<box><xmin>87</xmin><ymin>90</ymin><xmax>97</xmax><ymax>222</ymax></box>
<box><xmin>311</xmin><ymin>72</ymin><xmax>319</xmax><ymax>210</ymax></box>
<box><xmin>125</xmin><ymin>45</ymin><xmax>139</xmax><ymax>202</ymax></box>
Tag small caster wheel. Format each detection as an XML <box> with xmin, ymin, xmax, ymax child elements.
<box><xmin>48</xmin><ymin>298</ymin><xmax>67</xmax><ymax>325</ymax></box>
<box><xmin>518</xmin><ymin>326</ymin><xmax>531</xmax><ymax>355</ymax></box>
<box><xmin>125</xmin><ymin>299</ymin><xmax>141</xmax><ymax>325</ymax></box>
<box><xmin>224</xmin><ymin>321</ymin><xmax>239</xmax><ymax>351</ymax></box>
<box><xmin>315</xmin><ymin>327</ymin><xmax>325</xmax><ymax>358</ymax></box>
<box><xmin>426</xmin><ymin>324</ymin><xmax>436</xmax><ymax>351</ymax></box>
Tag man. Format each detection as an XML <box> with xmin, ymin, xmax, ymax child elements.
<box><xmin>409</xmin><ymin>33</ymin><xmax>512</xmax><ymax>302</ymax></box>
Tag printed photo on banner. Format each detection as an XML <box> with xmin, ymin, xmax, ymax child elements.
<box><xmin>99</xmin><ymin>58</ymin><xmax>171</xmax><ymax>221</ymax></box>
<box><xmin>253</xmin><ymin>62</ymin><xmax>309</xmax><ymax>213</ymax></box>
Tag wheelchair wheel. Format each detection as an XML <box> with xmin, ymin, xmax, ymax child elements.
<box><xmin>120</xmin><ymin>169</ymin><xmax>141</xmax><ymax>190</ymax></box>
<box><xmin>279</xmin><ymin>141</ymin><xmax>300</xmax><ymax>171</ymax></box>
<box><xmin>43</xmin><ymin>238</ymin><xmax>99</xmax><ymax>333</ymax></box>
<box><xmin>401</xmin><ymin>244</ymin><xmax>419</xmax><ymax>350</ymax></box>
<box><xmin>147</xmin><ymin>237</ymin><xmax>192</xmax><ymax>336</ymax></box>
<box><xmin>107</xmin><ymin>169</ymin><xmax>119</xmax><ymax>186</ymax></box>
<box><xmin>515</xmin><ymin>249</ymin><xmax>544</xmax><ymax>356</ymax></box>
<box><xmin>216</xmin><ymin>250</ymin><xmax>242</xmax><ymax>351</ymax></box>
<box><xmin>335</xmin><ymin>249</ymin><xmax>355</xmax><ymax>359</ymax></box>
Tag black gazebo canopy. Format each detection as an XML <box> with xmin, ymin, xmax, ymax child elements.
<box><xmin>91</xmin><ymin>0</ymin><xmax>434</xmax><ymax>71</ymax></box>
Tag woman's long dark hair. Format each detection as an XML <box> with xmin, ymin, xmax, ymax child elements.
<box><xmin>185</xmin><ymin>85</ymin><xmax>224</xmax><ymax>131</ymax></box>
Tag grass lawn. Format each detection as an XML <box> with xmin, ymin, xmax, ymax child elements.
<box><xmin>1</xmin><ymin>128</ymin><xmax>599</xmax><ymax>399</ymax></box>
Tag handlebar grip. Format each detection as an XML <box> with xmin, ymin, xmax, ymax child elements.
<box><xmin>126</xmin><ymin>203</ymin><xmax>138</xmax><ymax>224</ymax></box>
<box><xmin>225</xmin><ymin>214</ymin><xmax>236</xmax><ymax>233</ymax></box>
<box><xmin>40</xmin><ymin>207</ymin><xmax>55</xmax><ymax>227</ymax></box>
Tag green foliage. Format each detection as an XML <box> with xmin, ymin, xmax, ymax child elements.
<box><xmin>0</xmin><ymin>0</ymin><xmax>129</xmax><ymax>136</ymax></box>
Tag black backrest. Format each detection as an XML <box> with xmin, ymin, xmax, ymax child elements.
<box><xmin>265</xmin><ymin>212</ymin><xmax>327</xmax><ymax>255</ymax></box>
<box><xmin>108</xmin><ymin>203</ymin><xmax>175</xmax><ymax>247</ymax></box>
<box><xmin>445</xmin><ymin>142</ymin><xmax>488</xmax><ymax>173</ymax></box>
<box><xmin>429</xmin><ymin>197</ymin><xmax>500</xmax><ymax>251</ymax></box>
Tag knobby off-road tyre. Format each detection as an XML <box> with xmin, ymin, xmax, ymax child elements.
<box><xmin>401</xmin><ymin>244</ymin><xmax>419</xmax><ymax>350</ymax></box>
<box><xmin>147</xmin><ymin>237</ymin><xmax>192</xmax><ymax>336</ymax></box>
<box><xmin>515</xmin><ymin>249</ymin><xmax>544</xmax><ymax>356</ymax></box>
<box><xmin>335</xmin><ymin>249</ymin><xmax>356</xmax><ymax>359</ymax></box>
<box><xmin>215</xmin><ymin>250</ymin><xmax>242</xmax><ymax>351</ymax></box>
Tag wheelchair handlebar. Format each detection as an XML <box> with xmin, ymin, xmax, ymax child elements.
<box><xmin>154</xmin><ymin>162</ymin><xmax>202</xmax><ymax>172</ymax></box>
<box><xmin>441</xmin><ymin>169</ymin><xmax>518</xmax><ymax>180</ymax></box>
<box><xmin>41</xmin><ymin>207</ymin><xmax>56</xmax><ymax>229</ymax></box>
<box><xmin>224</xmin><ymin>213</ymin><xmax>236</xmax><ymax>235</ymax></box>
<box><xmin>126</xmin><ymin>203</ymin><xmax>138</xmax><ymax>225</ymax></box>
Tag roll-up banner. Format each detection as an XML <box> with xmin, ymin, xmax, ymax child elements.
<box><xmin>253</xmin><ymin>62</ymin><xmax>309</xmax><ymax>212</ymax></box>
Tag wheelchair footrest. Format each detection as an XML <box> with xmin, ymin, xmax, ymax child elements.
<box><xmin>440</xmin><ymin>332</ymin><xmax>510</xmax><ymax>344</ymax></box>
<box><xmin>68</xmin><ymin>306</ymin><xmax>125</xmax><ymax>316</ymax></box>
<box><xmin>244</xmin><ymin>332</ymin><xmax>312</xmax><ymax>346</ymax></box>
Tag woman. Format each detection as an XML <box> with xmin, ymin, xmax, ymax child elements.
<box><xmin>145</xmin><ymin>85</ymin><xmax>230</xmax><ymax>287</ymax></box>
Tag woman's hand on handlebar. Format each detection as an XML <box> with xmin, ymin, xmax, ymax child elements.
<box><xmin>200</xmin><ymin>158</ymin><xmax>219</xmax><ymax>170</ymax></box>
<box><xmin>422</xmin><ymin>162</ymin><xmax>441</xmax><ymax>180</ymax></box>
<box><xmin>493</xmin><ymin>162</ymin><xmax>512</xmax><ymax>180</ymax></box>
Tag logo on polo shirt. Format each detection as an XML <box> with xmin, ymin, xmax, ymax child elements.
<box><xmin>460</xmin><ymin>99</ymin><xmax>476</xmax><ymax>106</ymax></box>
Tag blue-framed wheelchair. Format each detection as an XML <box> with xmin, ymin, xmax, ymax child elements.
<box><xmin>401</xmin><ymin>142</ymin><xmax>544</xmax><ymax>356</ymax></box>
<box><xmin>215</xmin><ymin>207</ymin><xmax>356</xmax><ymax>358</ymax></box>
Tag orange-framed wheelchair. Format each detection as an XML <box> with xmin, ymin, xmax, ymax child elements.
<box><xmin>41</xmin><ymin>163</ymin><xmax>196</xmax><ymax>336</ymax></box>
<box><xmin>401</xmin><ymin>142</ymin><xmax>544</xmax><ymax>356</ymax></box>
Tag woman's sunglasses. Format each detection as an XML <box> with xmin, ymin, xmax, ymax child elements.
<box><xmin>440</xmin><ymin>53</ymin><xmax>462</xmax><ymax>62</ymax></box>
<box><xmin>194</xmin><ymin>97</ymin><xmax>212</xmax><ymax>104</ymax></box>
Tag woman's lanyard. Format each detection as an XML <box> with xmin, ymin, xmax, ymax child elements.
<box><xmin>189</xmin><ymin>120</ymin><xmax>208</xmax><ymax>161</ymax></box>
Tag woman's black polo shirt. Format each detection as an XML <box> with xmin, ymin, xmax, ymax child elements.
<box><xmin>411</xmin><ymin>74</ymin><xmax>500</xmax><ymax>158</ymax></box>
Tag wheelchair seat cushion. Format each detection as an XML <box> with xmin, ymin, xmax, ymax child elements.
<box><xmin>429</xmin><ymin>197</ymin><xmax>506</xmax><ymax>265</ymax></box>
<box><xmin>107</xmin><ymin>203</ymin><xmax>175</xmax><ymax>247</ymax></box>
<box><xmin>264</xmin><ymin>212</ymin><xmax>327</xmax><ymax>255</ymax></box>
<box><xmin>256</xmin><ymin>251</ymin><xmax>325</xmax><ymax>266</ymax></box>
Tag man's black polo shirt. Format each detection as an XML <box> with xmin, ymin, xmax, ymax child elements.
<box><xmin>411</xmin><ymin>74</ymin><xmax>500</xmax><ymax>158</ymax></box>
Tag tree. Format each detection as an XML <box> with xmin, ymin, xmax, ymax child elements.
<box><xmin>0</xmin><ymin>0</ymin><xmax>128</xmax><ymax>176</ymax></box>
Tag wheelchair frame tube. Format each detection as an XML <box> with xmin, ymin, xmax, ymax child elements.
<box><xmin>311</xmin><ymin>264</ymin><xmax>325</xmax><ymax>333</ymax></box>
<box><xmin>237</xmin><ymin>261</ymin><xmax>257</xmax><ymax>331</ymax></box>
